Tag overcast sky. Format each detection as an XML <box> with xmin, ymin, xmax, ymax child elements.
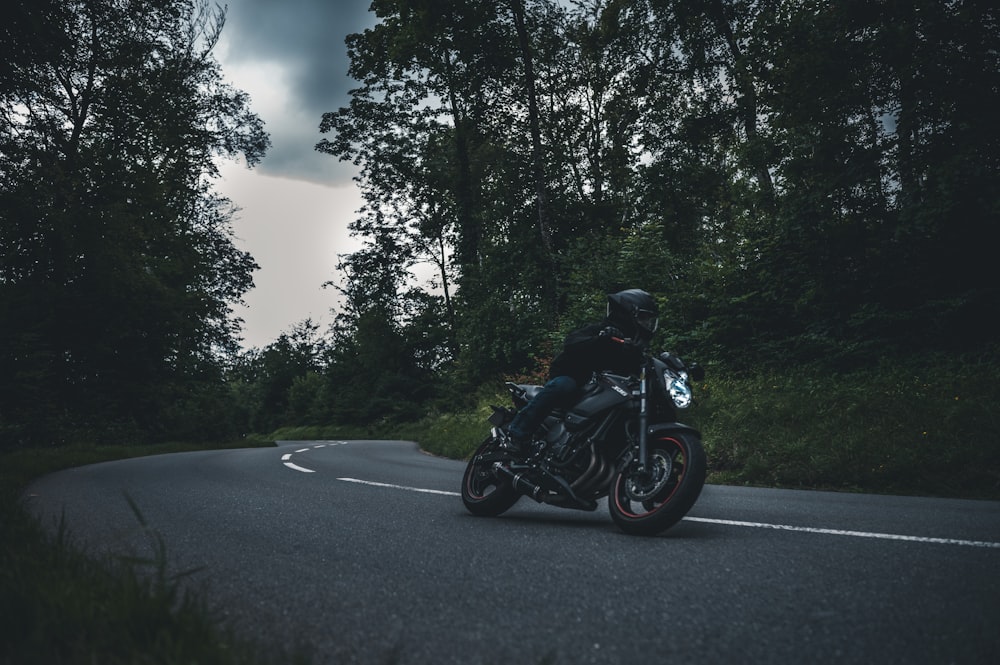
<box><xmin>213</xmin><ymin>0</ymin><xmax>377</xmax><ymax>349</ymax></box>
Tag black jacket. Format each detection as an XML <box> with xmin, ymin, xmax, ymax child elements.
<box><xmin>548</xmin><ymin>321</ymin><xmax>645</xmax><ymax>385</ymax></box>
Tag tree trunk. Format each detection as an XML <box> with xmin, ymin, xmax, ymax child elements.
<box><xmin>707</xmin><ymin>0</ymin><xmax>774</xmax><ymax>205</ymax></box>
<box><xmin>509</xmin><ymin>0</ymin><xmax>558</xmax><ymax>310</ymax></box>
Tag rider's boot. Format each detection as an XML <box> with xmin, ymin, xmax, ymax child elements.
<box><xmin>501</xmin><ymin>428</ymin><xmax>538</xmax><ymax>458</ymax></box>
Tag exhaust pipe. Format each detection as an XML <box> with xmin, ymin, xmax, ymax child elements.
<box><xmin>493</xmin><ymin>462</ymin><xmax>544</xmax><ymax>502</ymax></box>
<box><xmin>493</xmin><ymin>462</ymin><xmax>598</xmax><ymax>511</ymax></box>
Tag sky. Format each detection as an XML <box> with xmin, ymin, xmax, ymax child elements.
<box><xmin>212</xmin><ymin>0</ymin><xmax>377</xmax><ymax>349</ymax></box>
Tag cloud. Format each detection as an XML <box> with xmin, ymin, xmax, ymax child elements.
<box><xmin>211</xmin><ymin>1</ymin><xmax>375</xmax><ymax>347</ymax></box>
<box><xmin>219</xmin><ymin>161</ymin><xmax>364</xmax><ymax>349</ymax></box>
<box><xmin>216</xmin><ymin>0</ymin><xmax>376</xmax><ymax>186</ymax></box>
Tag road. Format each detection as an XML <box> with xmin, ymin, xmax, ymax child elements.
<box><xmin>25</xmin><ymin>440</ymin><xmax>1000</xmax><ymax>665</ymax></box>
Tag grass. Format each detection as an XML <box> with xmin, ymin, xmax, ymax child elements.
<box><xmin>0</xmin><ymin>439</ymin><xmax>306</xmax><ymax>665</ymax></box>
<box><xmin>693</xmin><ymin>356</ymin><xmax>1000</xmax><ymax>499</ymax></box>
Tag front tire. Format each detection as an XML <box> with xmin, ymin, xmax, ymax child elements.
<box><xmin>462</xmin><ymin>435</ymin><xmax>520</xmax><ymax>517</ymax></box>
<box><xmin>608</xmin><ymin>433</ymin><xmax>706</xmax><ymax>536</ymax></box>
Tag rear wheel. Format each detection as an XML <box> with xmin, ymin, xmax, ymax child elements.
<box><xmin>608</xmin><ymin>433</ymin><xmax>706</xmax><ymax>536</ymax></box>
<box><xmin>462</xmin><ymin>435</ymin><xmax>520</xmax><ymax>517</ymax></box>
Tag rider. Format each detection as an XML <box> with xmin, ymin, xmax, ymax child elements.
<box><xmin>506</xmin><ymin>289</ymin><xmax>659</xmax><ymax>455</ymax></box>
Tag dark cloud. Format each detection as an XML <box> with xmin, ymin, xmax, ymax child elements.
<box><xmin>218</xmin><ymin>0</ymin><xmax>376</xmax><ymax>185</ymax></box>
<box><xmin>224</xmin><ymin>0</ymin><xmax>373</xmax><ymax>101</ymax></box>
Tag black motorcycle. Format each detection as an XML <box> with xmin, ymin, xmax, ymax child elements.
<box><xmin>461</xmin><ymin>345</ymin><xmax>707</xmax><ymax>536</ymax></box>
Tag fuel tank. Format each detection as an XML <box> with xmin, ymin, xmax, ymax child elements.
<box><xmin>564</xmin><ymin>373</ymin><xmax>633</xmax><ymax>429</ymax></box>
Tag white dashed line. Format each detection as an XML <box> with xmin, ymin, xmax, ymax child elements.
<box><xmin>337</xmin><ymin>477</ymin><xmax>461</xmax><ymax>497</ymax></box>
<box><xmin>280</xmin><ymin>441</ymin><xmax>351</xmax><ymax>474</ymax></box>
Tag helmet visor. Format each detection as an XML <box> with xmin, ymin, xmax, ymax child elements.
<box><xmin>636</xmin><ymin>309</ymin><xmax>658</xmax><ymax>333</ymax></box>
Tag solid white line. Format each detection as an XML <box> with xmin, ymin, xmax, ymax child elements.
<box><xmin>284</xmin><ymin>462</ymin><xmax>315</xmax><ymax>473</ymax></box>
<box><xmin>337</xmin><ymin>477</ymin><xmax>461</xmax><ymax>497</ymax></box>
<box><xmin>682</xmin><ymin>516</ymin><xmax>1000</xmax><ymax>549</ymax></box>
<box><xmin>337</xmin><ymin>479</ymin><xmax>998</xmax><ymax>548</ymax></box>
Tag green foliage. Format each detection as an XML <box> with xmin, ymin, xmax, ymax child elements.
<box><xmin>396</xmin><ymin>392</ymin><xmax>507</xmax><ymax>460</ymax></box>
<box><xmin>314</xmin><ymin>0</ymin><xmax>998</xmax><ymax>387</ymax></box>
<box><xmin>0</xmin><ymin>0</ymin><xmax>269</xmax><ymax>448</ymax></box>
<box><xmin>4</xmin><ymin>0</ymin><xmax>998</xmax><ymax>503</ymax></box>
<box><xmin>697</xmin><ymin>354</ymin><xmax>1000</xmax><ymax>499</ymax></box>
<box><xmin>223</xmin><ymin>0</ymin><xmax>999</xmax><ymax>464</ymax></box>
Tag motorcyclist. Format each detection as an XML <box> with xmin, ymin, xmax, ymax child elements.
<box><xmin>506</xmin><ymin>289</ymin><xmax>659</xmax><ymax>455</ymax></box>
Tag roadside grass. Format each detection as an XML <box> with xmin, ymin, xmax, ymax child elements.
<box><xmin>694</xmin><ymin>355</ymin><xmax>1000</xmax><ymax>499</ymax></box>
<box><xmin>0</xmin><ymin>438</ymin><xmax>306</xmax><ymax>665</ymax></box>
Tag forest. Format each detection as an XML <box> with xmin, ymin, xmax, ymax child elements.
<box><xmin>2</xmin><ymin>0</ymin><xmax>998</xmax><ymax>453</ymax></box>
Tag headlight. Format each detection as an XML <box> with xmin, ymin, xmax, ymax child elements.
<box><xmin>666</xmin><ymin>371</ymin><xmax>693</xmax><ymax>408</ymax></box>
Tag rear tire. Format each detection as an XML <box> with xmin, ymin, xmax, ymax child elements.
<box><xmin>608</xmin><ymin>433</ymin><xmax>706</xmax><ymax>536</ymax></box>
<box><xmin>462</xmin><ymin>435</ymin><xmax>520</xmax><ymax>517</ymax></box>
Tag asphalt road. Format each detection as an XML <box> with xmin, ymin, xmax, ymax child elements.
<box><xmin>25</xmin><ymin>440</ymin><xmax>1000</xmax><ymax>665</ymax></box>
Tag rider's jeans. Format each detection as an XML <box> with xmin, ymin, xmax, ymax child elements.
<box><xmin>507</xmin><ymin>375</ymin><xmax>579</xmax><ymax>442</ymax></box>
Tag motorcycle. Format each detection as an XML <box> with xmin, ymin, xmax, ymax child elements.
<box><xmin>461</xmin><ymin>342</ymin><xmax>707</xmax><ymax>536</ymax></box>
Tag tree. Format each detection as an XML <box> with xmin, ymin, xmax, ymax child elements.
<box><xmin>0</xmin><ymin>0</ymin><xmax>269</xmax><ymax>445</ymax></box>
<box><xmin>320</xmin><ymin>0</ymin><xmax>999</xmax><ymax>396</ymax></box>
<box><xmin>730</xmin><ymin>0</ymin><xmax>1000</xmax><ymax>361</ymax></box>
<box><xmin>321</xmin><ymin>245</ymin><xmax>441</xmax><ymax>423</ymax></box>
<box><xmin>234</xmin><ymin>320</ymin><xmax>328</xmax><ymax>431</ymax></box>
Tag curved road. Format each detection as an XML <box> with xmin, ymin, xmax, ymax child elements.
<box><xmin>25</xmin><ymin>440</ymin><xmax>1000</xmax><ymax>664</ymax></box>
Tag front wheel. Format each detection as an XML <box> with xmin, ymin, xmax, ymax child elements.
<box><xmin>609</xmin><ymin>433</ymin><xmax>706</xmax><ymax>536</ymax></box>
<box><xmin>462</xmin><ymin>435</ymin><xmax>520</xmax><ymax>517</ymax></box>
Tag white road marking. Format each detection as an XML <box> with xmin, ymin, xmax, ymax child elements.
<box><xmin>337</xmin><ymin>478</ymin><xmax>998</xmax><ymax>549</ymax></box>
<box><xmin>682</xmin><ymin>516</ymin><xmax>1000</xmax><ymax>549</ymax></box>
<box><xmin>287</xmin><ymin>446</ymin><xmax>998</xmax><ymax>550</ymax></box>
<box><xmin>281</xmin><ymin>442</ymin><xmax>352</xmax><ymax>473</ymax></box>
<box><xmin>337</xmin><ymin>477</ymin><xmax>461</xmax><ymax>497</ymax></box>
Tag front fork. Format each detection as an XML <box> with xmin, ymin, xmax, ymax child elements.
<box><xmin>636</xmin><ymin>358</ymin><xmax>651</xmax><ymax>474</ymax></box>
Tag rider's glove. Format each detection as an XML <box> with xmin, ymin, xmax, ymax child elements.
<box><xmin>599</xmin><ymin>326</ymin><xmax>625</xmax><ymax>339</ymax></box>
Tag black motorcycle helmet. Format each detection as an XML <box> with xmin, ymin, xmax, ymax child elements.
<box><xmin>606</xmin><ymin>289</ymin><xmax>659</xmax><ymax>342</ymax></box>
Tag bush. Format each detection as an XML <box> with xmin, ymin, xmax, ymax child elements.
<box><xmin>697</xmin><ymin>354</ymin><xmax>1000</xmax><ymax>499</ymax></box>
